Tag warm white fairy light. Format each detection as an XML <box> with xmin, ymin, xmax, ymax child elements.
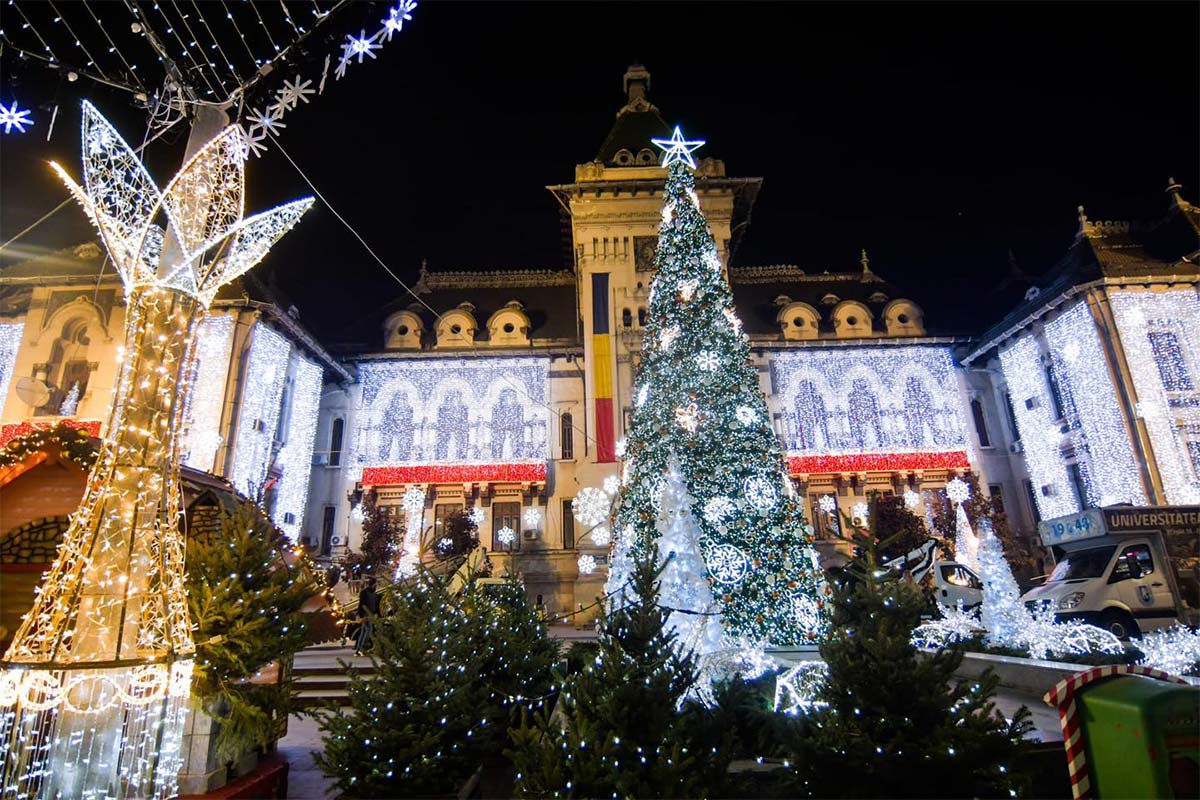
<box><xmin>1</xmin><ymin>101</ymin><xmax>311</xmax><ymax>800</ymax></box>
<box><xmin>182</xmin><ymin>314</ymin><xmax>235</xmax><ymax>471</ymax></box>
<box><xmin>352</xmin><ymin>358</ymin><xmax>550</xmax><ymax>469</ymax></box>
<box><xmin>771</xmin><ymin>346</ymin><xmax>970</xmax><ymax>458</ymax></box>
<box><xmin>1044</xmin><ymin>302</ymin><xmax>1146</xmax><ymax>506</ymax></box>
<box><xmin>0</xmin><ymin>321</ymin><xmax>25</xmax><ymax>413</ymax></box>
<box><xmin>1109</xmin><ymin>290</ymin><xmax>1200</xmax><ymax>504</ymax></box>
<box><xmin>998</xmin><ymin>335</ymin><xmax>1078</xmax><ymax>519</ymax></box>
<box><xmin>273</xmin><ymin>355</ymin><xmax>323</xmax><ymax>541</ymax></box>
<box><xmin>231</xmin><ymin>323</ymin><xmax>291</xmax><ymax>497</ymax></box>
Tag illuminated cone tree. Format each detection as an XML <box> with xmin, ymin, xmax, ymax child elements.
<box><xmin>0</xmin><ymin>101</ymin><xmax>311</xmax><ymax>799</ymax></box>
<box><xmin>609</xmin><ymin>128</ymin><xmax>824</xmax><ymax>650</ymax></box>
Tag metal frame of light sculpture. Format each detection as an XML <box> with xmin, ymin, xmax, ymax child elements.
<box><xmin>0</xmin><ymin>101</ymin><xmax>312</xmax><ymax>799</ymax></box>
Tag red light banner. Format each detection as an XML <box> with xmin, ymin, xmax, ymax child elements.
<box><xmin>362</xmin><ymin>462</ymin><xmax>548</xmax><ymax>486</ymax></box>
<box><xmin>787</xmin><ymin>450</ymin><xmax>971</xmax><ymax>475</ymax></box>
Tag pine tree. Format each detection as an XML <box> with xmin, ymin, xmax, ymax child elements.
<box><xmin>791</xmin><ymin>515</ymin><xmax>1033</xmax><ymax>798</ymax></box>
<box><xmin>510</xmin><ymin>542</ymin><xmax>731</xmax><ymax>798</ymax></box>
<box><xmin>976</xmin><ymin>520</ymin><xmax>1028</xmax><ymax>648</ymax></box>
<box><xmin>345</xmin><ymin>489</ymin><xmax>403</xmax><ymax>577</ymax></box>
<box><xmin>613</xmin><ymin>149</ymin><xmax>822</xmax><ymax>648</ymax></box>
<box><xmin>187</xmin><ymin>499</ymin><xmax>317</xmax><ymax>762</ymax></box>
<box><xmin>317</xmin><ymin>569</ymin><xmax>559</xmax><ymax>798</ymax></box>
<box><xmin>872</xmin><ymin>495</ymin><xmax>931</xmax><ymax>562</ymax></box>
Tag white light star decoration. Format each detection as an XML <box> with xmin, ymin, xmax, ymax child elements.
<box><xmin>0</xmin><ymin>101</ymin><xmax>312</xmax><ymax>800</ymax></box>
<box><xmin>468</xmin><ymin>506</ymin><xmax>486</xmax><ymax>526</ymax></box>
<box><xmin>703</xmin><ymin>496</ymin><xmax>736</xmax><ymax>524</ymax></box>
<box><xmin>735</xmin><ymin>406</ymin><xmax>757</xmax><ymax>425</ymax></box>
<box><xmin>743</xmin><ymin>475</ymin><xmax>778</xmax><ymax>511</ymax></box>
<box><xmin>651</xmin><ymin>125</ymin><xmax>706</xmax><ymax>168</ymax></box>
<box><xmin>0</xmin><ymin>100</ymin><xmax>33</xmax><ymax>134</ymax></box>
<box><xmin>818</xmin><ymin>494</ymin><xmax>837</xmax><ymax>515</ymax></box>
<box><xmin>578</xmin><ymin>554</ymin><xmax>598</xmax><ymax>575</ymax></box>
<box><xmin>903</xmin><ymin>488</ymin><xmax>921</xmax><ymax>509</ymax></box>
<box><xmin>945</xmin><ymin>477</ymin><xmax>970</xmax><ymax>505</ymax></box>
<box><xmin>696</xmin><ymin>351</ymin><xmax>720</xmax><ymax>372</ymax></box>
<box><xmin>496</xmin><ymin>526</ymin><xmax>516</xmax><ymax>546</ymax></box>
<box><xmin>522</xmin><ymin>506</ymin><xmax>542</xmax><ymax>528</ymax></box>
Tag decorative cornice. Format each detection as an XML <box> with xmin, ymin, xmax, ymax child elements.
<box><xmin>730</xmin><ymin>265</ymin><xmax>881</xmax><ymax>285</ymax></box>
<box><xmin>419</xmin><ymin>268</ymin><xmax>576</xmax><ymax>291</ymax></box>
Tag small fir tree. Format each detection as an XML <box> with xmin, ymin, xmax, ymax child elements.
<box><xmin>792</xmin><ymin>513</ymin><xmax>1033</xmax><ymax>798</ymax></box>
<box><xmin>510</xmin><ymin>542</ymin><xmax>732</xmax><ymax>798</ymax></box>
<box><xmin>187</xmin><ymin>499</ymin><xmax>317</xmax><ymax>762</ymax></box>
<box><xmin>317</xmin><ymin>569</ymin><xmax>558</xmax><ymax>798</ymax></box>
<box><xmin>344</xmin><ymin>489</ymin><xmax>404</xmax><ymax>576</ymax></box>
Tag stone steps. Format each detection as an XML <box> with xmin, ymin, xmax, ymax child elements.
<box><xmin>293</xmin><ymin>645</ymin><xmax>375</xmax><ymax>708</ymax></box>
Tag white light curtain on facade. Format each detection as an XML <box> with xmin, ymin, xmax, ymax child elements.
<box><xmin>998</xmin><ymin>335</ymin><xmax>1078</xmax><ymax>519</ymax></box>
<box><xmin>1110</xmin><ymin>289</ymin><xmax>1200</xmax><ymax>504</ymax></box>
<box><xmin>1044</xmin><ymin>301</ymin><xmax>1146</xmax><ymax>506</ymax></box>
<box><xmin>274</xmin><ymin>354</ymin><xmax>323</xmax><ymax>540</ymax></box>
<box><xmin>0</xmin><ymin>321</ymin><xmax>24</xmax><ymax>416</ymax></box>
<box><xmin>182</xmin><ymin>314</ymin><xmax>235</xmax><ymax>471</ymax></box>
<box><xmin>231</xmin><ymin>322</ymin><xmax>291</xmax><ymax>496</ymax></box>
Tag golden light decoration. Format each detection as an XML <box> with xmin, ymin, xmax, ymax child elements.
<box><xmin>0</xmin><ymin>101</ymin><xmax>312</xmax><ymax>799</ymax></box>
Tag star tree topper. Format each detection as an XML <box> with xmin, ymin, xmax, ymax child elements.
<box><xmin>652</xmin><ymin>125</ymin><xmax>705</xmax><ymax>168</ymax></box>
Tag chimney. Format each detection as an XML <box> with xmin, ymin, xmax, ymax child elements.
<box><xmin>623</xmin><ymin>63</ymin><xmax>650</xmax><ymax>105</ymax></box>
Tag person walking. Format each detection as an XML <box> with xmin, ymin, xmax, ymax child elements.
<box><xmin>355</xmin><ymin>577</ymin><xmax>381</xmax><ymax>655</ymax></box>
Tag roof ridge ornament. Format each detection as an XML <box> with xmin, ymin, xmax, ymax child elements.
<box><xmin>652</xmin><ymin>125</ymin><xmax>705</xmax><ymax>168</ymax></box>
<box><xmin>859</xmin><ymin>248</ymin><xmax>876</xmax><ymax>281</ymax></box>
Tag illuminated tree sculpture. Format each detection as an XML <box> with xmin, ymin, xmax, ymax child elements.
<box><xmin>610</xmin><ymin>130</ymin><xmax>824</xmax><ymax>654</ymax></box>
<box><xmin>0</xmin><ymin>101</ymin><xmax>312</xmax><ymax>799</ymax></box>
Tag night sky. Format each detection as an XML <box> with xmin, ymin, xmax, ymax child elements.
<box><xmin>2</xmin><ymin>1</ymin><xmax>1196</xmax><ymax>343</ymax></box>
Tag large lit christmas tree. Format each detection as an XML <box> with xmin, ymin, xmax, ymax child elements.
<box><xmin>608</xmin><ymin>128</ymin><xmax>824</xmax><ymax>650</ymax></box>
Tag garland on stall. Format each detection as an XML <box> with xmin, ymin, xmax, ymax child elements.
<box><xmin>0</xmin><ymin>422</ymin><xmax>99</xmax><ymax>471</ymax></box>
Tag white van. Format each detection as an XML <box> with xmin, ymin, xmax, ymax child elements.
<box><xmin>882</xmin><ymin>539</ymin><xmax>983</xmax><ymax>611</ymax></box>
<box><xmin>1019</xmin><ymin>506</ymin><xmax>1200</xmax><ymax>639</ymax></box>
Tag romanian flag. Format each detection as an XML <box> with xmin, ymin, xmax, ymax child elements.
<box><xmin>592</xmin><ymin>273</ymin><xmax>616</xmax><ymax>462</ymax></box>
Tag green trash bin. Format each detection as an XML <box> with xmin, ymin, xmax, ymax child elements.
<box><xmin>1074</xmin><ymin>674</ymin><xmax>1199</xmax><ymax>799</ymax></box>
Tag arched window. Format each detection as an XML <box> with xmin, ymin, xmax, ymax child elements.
<box><xmin>560</xmin><ymin>411</ymin><xmax>574</xmax><ymax>460</ymax></box>
<box><xmin>490</xmin><ymin>388</ymin><xmax>525</xmax><ymax>460</ymax></box>
<box><xmin>39</xmin><ymin>316</ymin><xmax>93</xmax><ymax>416</ymax></box>
<box><xmin>793</xmin><ymin>381</ymin><xmax>829</xmax><ymax>451</ymax></box>
<box><xmin>622</xmin><ymin>308</ymin><xmax>633</xmax><ymax>328</ymax></box>
<box><xmin>379</xmin><ymin>393</ymin><xmax>415</xmax><ymax>462</ymax></box>
<box><xmin>637</xmin><ymin>307</ymin><xmax>647</xmax><ymax>326</ymax></box>
<box><xmin>847</xmin><ymin>379</ymin><xmax>883</xmax><ymax>449</ymax></box>
<box><xmin>329</xmin><ymin>418</ymin><xmax>344</xmax><ymax>466</ymax></box>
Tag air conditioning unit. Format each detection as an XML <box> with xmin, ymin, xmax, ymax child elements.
<box><xmin>312</xmin><ymin>452</ymin><xmax>329</xmax><ymax>466</ymax></box>
<box><xmin>1041</xmin><ymin>484</ymin><xmax>1057</xmax><ymax>497</ymax></box>
<box><xmin>1024</xmin><ymin>397</ymin><xmax>1040</xmax><ymax>410</ymax></box>
<box><xmin>253</xmin><ymin>419</ymin><xmax>267</xmax><ymax>432</ymax></box>
<box><xmin>523</xmin><ymin>529</ymin><xmax>539</xmax><ymax>540</ymax></box>
<box><xmin>283</xmin><ymin>512</ymin><xmax>296</xmax><ymax>525</ymax></box>
<box><xmin>330</xmin><ymin>536</ymin><xmax>342</xmax><ymax>546</ymax></box>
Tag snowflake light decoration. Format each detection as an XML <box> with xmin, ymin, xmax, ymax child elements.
<box><xmin>792</xmin><ymin>595</ymin><xmax>823</xmax><ymax>637</ymax></box>
<box><xmin>735</xmin><ymin>405</ymin><xmax>756</xmax><ymax>424</ymax></box>
<box><xmin>660</xmin><ymin>325</ymin><xmax>681</xmax><ymax>351</ymax></box>
<box><xmin>590</xmin><ymin>525</ymin><xmax>613</xmax><ymax>547</ymax></box>
<box><xmin>706</xmin><ymin>543</ymin><xmax>749</xmax><ymax>584</ymax></box>
<box><xmin>273</xmin><ymin>77</ymin><xmax>316</xmax><ymax>111</ymax></box>
<box><xmin>903</xmin><ymin>488</ymin><xmax>921</xmax><ymax>509</ymax></box>
<box><xmin>572</xmin><ymin>487</ymin><xmax>610</xmax><ymax>527</ymax></box>
<box><xmin>247</xmin><ymin>106</ymin><xmax>286</xmax><ymax>137</ymax></box>
<box><xmin>696</xmin><ymin>351</ymin><xmax>720</xmax><ymax>372</ymax></box>
<box><xmin>496</xmin><ymin>526</ymin><xmax>516</xmax><ymax>546</ymax></box>
<box><xmin>603</xmin><ymin>475</ymin><xmax>622</xmax><ymax>495</ymax></box>
<box><xmin>675</xmin><ymin>403</ymin><xmax>700</xmax><ymax>433</ymax></box>
<box><xmin>0</xmin><ymin>100</ymin><xmax>33</xmax><ymax>133</ymax></box>
<box><xmin>818</xmin><ymin>494</ymin><xmax>837</xmax><ymax>515</ymax></box>
<box><xmin>437</xmin><ymin>537</ymin><xmax>453</xmax><ymax>552</ymax></box>
<box><xmin>742</xmin><ymin>475</ymin><xmax>778</xmax><ymax>511</ymax></box>
<box><xmin>468</xmin><ymin>506</ymin><xmax>486</xmax><ymax>526</ymax></box>
<box><xmin>402</xmin><ymin>486</ymin><xmax>426</xmax><ymax>514</ymax></box>
<box><xmin>51</xmin><ymin>102</ymin><xmax>313</xmax><ymax>307</ymax></box>
<box><xmin>578</xmin><ymin>554</ymin><xmax>598</xmax><ymax>575</ymax></box>
<box><xmin>522</xmin><ymin>506</ymin><xmax>542</xmax><ymax>528</ymax></box>
<box><xmin>945</xmin><ymin>477</ymin><xmax>970</xmax><ymax>505</ymax></box>
<box><xmin>343</xmin><ymin>29</ymin><xmax>382</xmax><ymax>64</ymax></box>
<box><xmin>703</xmin><ymin>496</ymin><xmax>736</xmax><ymax>524</ymax></box>
<box><xmin>615</xmin><ymin>437</ymin><xmax>628</xmax><ymax>458</ymax></box>
<box><xmin>382</xmin><ymin>0</ymin><xmax>417</xmax><ymax>40</ymax></box>
<box><xmin>851</xmin><ymin>501</ymin><xmax>869</xmax><ymax>523</ymax></box>
<box><xmin>350</xmin><ymin>505</ymin><xmax>366</xmax><ymax>523</ymax></box>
